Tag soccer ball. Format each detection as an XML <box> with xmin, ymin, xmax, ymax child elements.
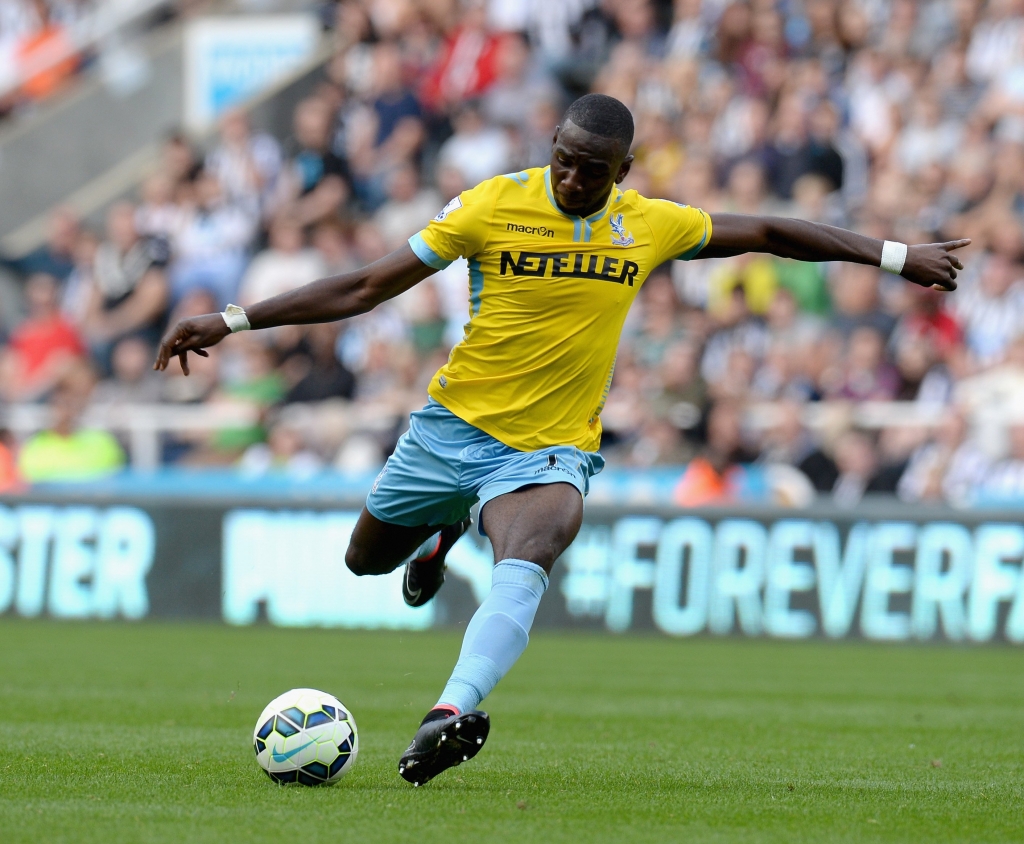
<box><xmin>253</xmin><ymin>688</ymin><xmax>358</xmax><ymax>786</ymax></box>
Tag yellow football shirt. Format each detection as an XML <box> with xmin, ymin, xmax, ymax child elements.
<box><xmin>409</xmin><ymin>166</ymin><xmax>711</xmax><ymax>453</ymax></box>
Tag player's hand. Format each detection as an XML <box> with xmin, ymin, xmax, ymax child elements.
<box><xmin>900</xmin><ymin>239</ymin><xmax>971</xmax><ymax>292</ymax></box>
<box><xmin>153</xmin><ymin>313</ymin><xmax>230</xmax><ymax>375</ymax></box>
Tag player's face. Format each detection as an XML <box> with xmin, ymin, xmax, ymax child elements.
<box><xmin>550</xmin><ymin>121</ymin><xmax>632</xmax><ymax>217</ymax></box>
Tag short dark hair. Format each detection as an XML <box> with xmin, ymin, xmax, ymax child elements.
<box><xmin>562</xmin><ymin>94</ymin><xmax>634</xmax><ymax>150</ymax></box>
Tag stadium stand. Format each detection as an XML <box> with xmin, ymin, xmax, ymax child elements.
<box><xmin>2</xmin><ymin>0</ymin><xmax>1024</xmax><ymax>508</ymax></box>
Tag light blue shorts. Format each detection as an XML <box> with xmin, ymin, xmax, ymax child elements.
<box><xmin>366</xmin><ymin>400</ymin><xmax>604</xmax><ymax>534</ymax></box>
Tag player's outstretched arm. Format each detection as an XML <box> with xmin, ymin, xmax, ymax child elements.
<box><xmin>697</xmin><ymin>214</ymin><xmax>968</xmax><ymax>292</ymax></box>
<box><xmin>154</xmin><ymin>245</ymin><xmax>434</xmax><ymax>374</ymax></box>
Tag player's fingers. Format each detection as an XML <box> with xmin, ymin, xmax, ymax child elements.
<box><xmin>194</xmin><ymin>348</ymin><xmax>209</xmax><ymax>358</ymax></box>
<box><xmin>156</xmin><ymin>325</ymin><xmax>188</xmax><ymax>370</ymax></box>
<box><xmin>178</xmin><ymin>351</ymin><xmax>190</xmax><ymax>376</ymax></box>
<box><xmin>155</xmin><ymin>343</ymin><xmax>172</xmax><ymax>371</ymax></box>
<box><xmin>942</xmin><ymin>238</ymin><xmax>971</xmax><ymax>251</ymax></box>
<box><xmin>951</xmin><ymin>256</ymin><xmax>964</xmax><ymax>270</ymax></box>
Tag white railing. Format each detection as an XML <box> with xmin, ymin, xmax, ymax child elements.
<box><xmin>0</xmin><ymin>401</ymin><xmax>258</xmax><ymax>470</ymax></box>
<box><xmin>1</xmin><ymin>399</ymin><xmax>1015</xmax><ymax>471</ymax></box>
<box><xmin>744</xmin><ymin>400</ymin><xmax>1024</xmax><ymax>431</ymax></box>
<box><xmin>0</xmin><ymin>399</ymin><xmax>408</xmax><ymax>470</ymax></box>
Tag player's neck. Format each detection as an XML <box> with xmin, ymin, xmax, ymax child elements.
<box><xmin>555</xmin><ymin>189</ymin><xmax>612</xmax><ymax>220</ymax></box>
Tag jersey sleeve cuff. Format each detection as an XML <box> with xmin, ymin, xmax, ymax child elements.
<box><xmin>409</xmin><ymin>232</ymin><xmax>453</xmax><ymax>270</ymax></box>
<box><xmin>675</xmin><ymin>211</ymin><xmax>711</xmax><ymax>261</ymax></box>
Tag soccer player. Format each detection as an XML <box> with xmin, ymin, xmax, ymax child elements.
<box><xmin>155</xmin><ymin>94</ymin><xmax>967</xmax><ymax>786</ymax></box>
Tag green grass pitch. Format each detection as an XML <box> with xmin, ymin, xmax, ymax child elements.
<box><xmin>1</xmin><ymin>621</ymin><xmax>1022</xmax><ymax>843</ymax></box>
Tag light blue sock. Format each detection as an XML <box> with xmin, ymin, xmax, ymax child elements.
<box><xmin>436</xmin><ymin>559</ymin><xmax>548</xmax><ymax>713</ymax></box>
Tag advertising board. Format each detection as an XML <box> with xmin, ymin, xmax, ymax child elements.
<box><xmin>184</xmin><ymin>15</ymin><xmax>321</xmax><ymax>131</ymax></box>
<box><xmin>1</xmin><ymin>495</ymin><xmax>1022</xmax><ymax>644</ymax></box>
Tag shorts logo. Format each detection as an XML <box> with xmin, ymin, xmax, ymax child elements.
<box><xmin>506</xmin><ymin>222</ymin><xmax>555</xmax><ymax>238</ymax></box>
<box><xmin>433</xmin><ymin>196</ymin><xmax>462</xmax><ymax>222</ymax></box>
<box><xmin>370</xmin><ymin>466</ymin><xmax>388</xmax><ymax>494</ymax></box>
<box><xmin>533</xmin><ymin>454</ymin><xmax>575</xmax><ymax>477</ymax></box>
<box><xmin>438</xmin><ymin>375</ymin><xmax>448</xmax><ymax>388</ymax></box>
<box><xmin>610</xmin><ymin>213</ymin><xmax>634</xmax><ymax>247</ymax></box>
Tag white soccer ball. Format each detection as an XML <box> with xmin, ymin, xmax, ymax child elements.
<box><xmin>253</xmin><ymin>688</ymin><xmax>358</xmax><ymax>785</ymax></box>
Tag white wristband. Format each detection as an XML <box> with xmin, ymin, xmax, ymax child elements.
<box><xmin>880</xmin><ymin>240</ymin><xmax>908</xmax><ymax>276</ymax></box>
<box><xmin>221</xmin><ymin>303</ymin><xmax>250</xmax><ymax>332</ymax></box>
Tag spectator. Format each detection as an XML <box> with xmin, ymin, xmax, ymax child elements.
<box><xmin>240</xmin><ymin>418</ymin><xmax>323</xmax><ymax>479</ymax></box>
<box><xmin>284</xmin><ymin>322</ymin><xmax>356</xmax><ymax>404</ymax></box>
<box><xmin>15</xmin><ymin>0</ymin><xmax>78</xmax><ymax>102</ymax></box>
<box><xmin>81</xmin><ymin>202</ymin><xmax>169</xmax><ymax>364</ymax></box>
<box><xmin>238</xmin><ymin>216</ymin><xmax>326</xmax><ymax>307</ymax></box>
<box><xmin>898</xmin><ymin>410</ymin><xmax>988</xmax><ymax>504</ymax></box>
<box><xmin>0</xmin><ymin>272</ymin><xmax>84</xmax><ymax>401</ymax></box>
<box><xmin>650</xmin><ymin>338</ymin><xmax>708</xmax><ymax>434</ymax></box>
<box><xmin>161</xmin><ymin>132</ymin><xmax>202</xmax><ymax>192</ymax></box>
<box><xmin>274</xmin><ymin>97</ymin><xmax>350</xmax><ymax>227</ymax></box>
<box><xmin>673</xmin><ymin>400</ymin><xmax>758</xmax><ymax>506</ymax></box>
<box><xmin>60</xmin><ymin>227</ymin><xmax>99</xmax><ymax>327</ymax></box>
<box><xmin>402</xmin><ymin>280</ymin><xmax>449</xmax><ymax>357</ymax></box>
<box><xmin>977</xmin><ymin>418</ymin><xmax>1024</xmax><ymax>501</ymax></box>
<box><xmin>135</xmin><ymin>173</ymin><xmax>187</xmax><ymax>242</ymax></box>
<box><xmin>170</xmin><ymin>170</ymin><xmax>255</xmax><ymax>307</ymax></box>
<box><xmin>952</xmin><ymin>249</ymin><xmax>1024</xmax><ymax>366</ymax></box>
<box><xmin>830</xmin><ymin>429</ymin><xmax>898</xmax><ymax>507</ymax></box>
<box><xmin>373</xmin><ymin>162</ymin><xmax>442</xmax><ymax>251</ymax></box>
<box><xmin>420</xmin><ymin>0</ymin><xmax>506</xmax><ymax>112</ymax></box>
<box><xmin>829</xmin><ymin>263</ymin><xmax>896</xmax><ymax>339</ymax></box>
<box><xmin>831</xmin><ymin>326</ymin><xmax>900</xmax><ymax>401</ymax></box>
<box><xmin>91</xmin><ymin>336</ymin><xmax>163</xmax><ymax>405</ymax></box>
<box><xmin>18</xmin><ymin>366</ymin><xmax>125</xmax><ymax>483</ymax></box>
<box><xmin>700</xmin><ymin>286</ymin><xmax>770</xmax><ymax>385</ymax></box>
<box><xmin>341</xmin><ymin>41</ymin><xmax>426</xmax><ymax>210</ymax></box>
<box><xmin>311</xmin><ymin>218</ymin><xmax>357</xmax><ymax>276</ymax></box>
<box><xmin>437</xmin><ymin>101</ymin><xmax>513</xmax><ymax>187</ymax></box>
<box><xmin>758</xmin><ymin>401</ymin><xmax>839</xmax><ymax>493</ymax></box>
<box><xmin>896</xmin><ymin>93</ymin><xmax>962</xmax><ymax>175</ymax></box>
<box><xmin>0</xmin><ymin>205</ymin><xmax>78</xmax><ymax>281</ymax></box>
<box><xmin>483</xmin><ymin>33</ymin><xmax>559</xmax><ymax>131</ymax></box>
<box><xmin>0</xmin><ymin>428</ymin><xmax>21</xmax><ymax>492</ymax></box>
<box><xmin>205</xmin><ymin>108</ymin><xmax>282</xmax><ymax>220</ymax></box>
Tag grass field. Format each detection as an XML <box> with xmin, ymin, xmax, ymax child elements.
<box><xmin>1</xmin><ymin>621</ymin><xmax>1022</xmax><ymax>843</ymax></box>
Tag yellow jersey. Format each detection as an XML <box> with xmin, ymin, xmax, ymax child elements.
<box><xmin>409</xmin><ymin>166</ymin><xmax>711</xmax><ymax>453</ymax></box>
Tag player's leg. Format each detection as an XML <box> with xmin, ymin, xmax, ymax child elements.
<box><xmin>347</xmin><ymin>400</ymin><xmax>481</xmax><ymax>581</ymax></box>
<box><xmin>345</xmin><ymin>507</ymin><xmax>472</xmax><ymax>605</ymax></box>
<box><xmin>399</xmin><ymin>482</ymin><xmax>582</xmax><ymax>785</ymax></box>
<box><xmin>344</xmin><ymin>508</ymin><xmax>438</xmax><ymax>576</ymax></box>
<box><xmin>480</xmin><ymin>481</ymin><xmax>584</xmax><ymax>574</ymax></box>
<box><xmin>432</xmin><ymin>483</ymin><xmax>581</xmax><ymax>710</ymax></box>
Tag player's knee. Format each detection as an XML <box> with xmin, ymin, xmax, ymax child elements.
<box><xmin>345</xmin><ymin>544</ymin><xmax>382</xmax><ymax>576</ymax></box>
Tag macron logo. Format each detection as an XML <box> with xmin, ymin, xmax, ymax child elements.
<box><xmin>507</xmin><ymin>223</ymin><xmax>555</xmax><ymax>238</ymax></box>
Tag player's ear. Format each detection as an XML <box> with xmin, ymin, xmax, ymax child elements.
<box><xmin>615</xmin><ymin>155</ymin><xmax>634</xmax><ymax>184</ymax></box>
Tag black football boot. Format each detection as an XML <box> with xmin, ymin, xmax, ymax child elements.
<box><xmin>402</xmin><ymin>516</ymin><xmax>472</xmax><ymax>608</ymax></box>
<box><xmin>398</xmin><ymin>708</ymin><xmax>490</xmax><ymax>786</ymax></box>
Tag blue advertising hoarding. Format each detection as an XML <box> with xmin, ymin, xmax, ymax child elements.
<box><xmin>1</xmin><ymin>492</ymin><xmax>1023</xmax><ymax>645</ymax></box>
<box><xmin>184</xmin><ymin>15</ymin><xmax>321</xmax><ymax>131</ymax></box>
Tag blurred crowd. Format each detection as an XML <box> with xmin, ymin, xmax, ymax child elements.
<box><xmin>0</xmin><ymin>0</ymin><xmax>188</xmax><ymax>114</ymax></box>
<box><xmin>4</xmin><ymin>0</ymin><xmax>1024</xmax><ymax>508</ymax></box>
